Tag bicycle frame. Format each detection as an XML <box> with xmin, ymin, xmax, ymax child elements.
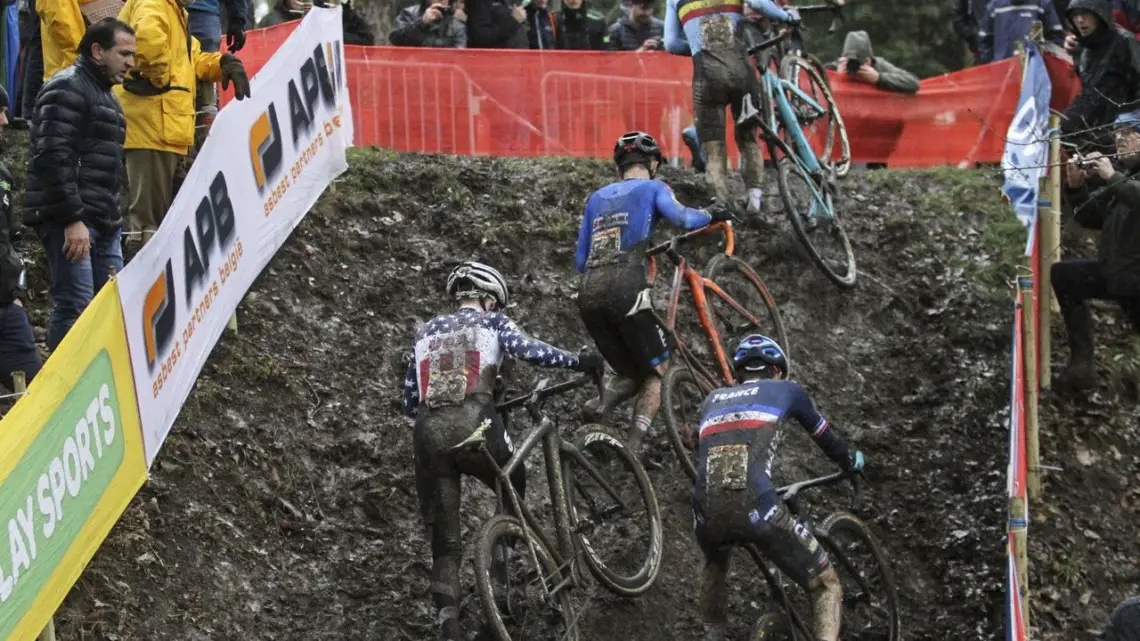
<box><xmin>646</xmin><ymin>222</ymin><xmax>771</xmax><ymax>389</ymax></box>
<box><xmin>746</xmin><ymin>471</ymin><xmax>878</xmax><ymax>641</ymax></box>
<box><xmin>470</xmin><ymin>379</ymin><xmax>631</xmax><ymax>599</ymax></box>
<box><xmin>754</xmin><ymin>62</ymin><xmax>837</xmax><ymax>226</ymax></box>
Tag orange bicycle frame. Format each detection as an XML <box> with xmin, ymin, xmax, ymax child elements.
<box><xmin>655</xmin><ymin>222</ymin><xmax>741</xmax><ymax>387</ymax></box>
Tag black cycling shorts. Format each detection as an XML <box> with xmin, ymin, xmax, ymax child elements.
<box><xmin>578</xmin><ymin>263</ymin><xmax>671</xmax><ymax>380</ymax></box>
<box><xmin>413</xmin><ymin>400</ymin><xmax>525</xmax><ymax>528</ymax></box>
<box><xmin>694</xmin><ymin>488</ymin><xmax>830</xmax><ymax>589</ymax></box>
<box><xmin>692</xmin><ymin>41</ymin><xmax>762</xmax><ymax>147</ymax></box>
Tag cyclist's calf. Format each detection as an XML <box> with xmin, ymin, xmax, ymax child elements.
<box><xmin>809</xmin><ymin>566</ymin><xmax>843</xmax><ymax>641</ymax></box>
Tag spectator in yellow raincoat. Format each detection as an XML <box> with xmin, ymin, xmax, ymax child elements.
<box><xmin>39</xmin><ymin>0</ymin><xmax>89</xmax><ymax>80</ymax></box>
<box><xmin>116</xmin><ymin>0</ymin><xmax>250</xmax><ymax>250</ymax></box>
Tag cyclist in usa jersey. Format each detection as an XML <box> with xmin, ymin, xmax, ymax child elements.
<box><xmin>576</xmin><ymin>131</ymin><xmax>730</xmax><ymax>456</ymax></box>
<box><xmin>664</xmin><ymin>0</ymin><xmax>796</xmax><ymax>215</ymax></box>
<box><xmin>402</xmin><ymin>261</ymin><xmax>601</xmax><ymax>641</ymax></box>
<box><xmin>693</xmin><ymin>335</ymin><xmax>864</xmax><ymax>641</ymax></box>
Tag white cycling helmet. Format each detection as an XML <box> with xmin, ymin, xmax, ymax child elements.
<box><xmin>447</xmin><ymin>261</ymin><xmax>510</xmax><ymax>308</ymax></box>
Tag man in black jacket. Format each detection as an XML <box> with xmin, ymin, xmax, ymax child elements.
<box><xmin>1061</xmin><ymin>0</ymin><xmax>1140</xmax><ymax>153</ymax></box>
<box><xmin>25</xmin><ymin>18</ymin><xmax>133</xmax><ymax>353</ymax></box>
<box><xmin>258</xmin><ymin>0</ymin><xmax>375</xmax><ymax>45</ymax></box>
<box><xmin>607</xmin><ymin>0</ymin><xmax>663</xmax><ymax>51</ymax></box>
<box><xmin>0</xmin><ymin>86</ymin><xmax>41</xmax><ymax>390</ymax></box>
<box><xmin>1052</xmin><ymin>110</ymin><xmax>1140</xmax><ymax>390</ymax></box>
<box><xmin>466</xmin><ymin>0</ymin><xmax>528</xmax><ymax>48</ymax></box>
<box><xmin>557</xmin><ymin>0</ymin><xmax>606</xmax><ymax>49</ymax></box>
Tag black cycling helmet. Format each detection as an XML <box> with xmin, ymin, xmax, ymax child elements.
<box><xmin>732</xmin><ymin>334</ymin><xmax>788</xmax><ymax>378</ymax></box>
<box><xmin>613</xmin><ymin>131</ymin><xmax>663</xmax><ymax>172</ymax></box>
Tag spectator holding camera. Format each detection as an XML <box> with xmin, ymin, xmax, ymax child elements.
<box><xmin>466</xmin><ymin>0</ymin><xmax>528</xmax><ymax>48</ymax></box>
<box><xmin>607</xmin><ymin>0</ymin><xmax>663</xmax><ymax>51</ymax></box>
<box><xmin>835</xmin><ymin>30</ymin><xmax>919</xmax><ymax>94</ymax></box>
<box><xmin>390</xmin><ymin>0</ymin><xmax>467</xmax><ymax>48</ymax></box>
<box><xmin>1051</xmin><ymin>111</ymin><xmax>1140</xmax><ymax>391</ymax></box>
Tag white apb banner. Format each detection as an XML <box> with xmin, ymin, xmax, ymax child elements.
<box><xmin>117</xmin><ymin>7</ymin><xmax>354</xmax><ymax>466</ymax></box>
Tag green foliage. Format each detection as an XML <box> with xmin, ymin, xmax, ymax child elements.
<box><xmin>800</xmin><ymin>0</ymin><xmax>968</xmax><ymax>78</ymax></box>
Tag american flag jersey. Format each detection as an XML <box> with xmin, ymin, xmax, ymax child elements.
<box><xmin>403</xmin><ymin>308</ymin><xmax>579</xmax><ymax>416</ymax></box>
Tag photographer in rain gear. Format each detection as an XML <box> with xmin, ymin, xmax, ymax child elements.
<box><xmin>1052</xmin><ymin>110</ymin><xmax>1140</xmax><ymax>390</ymax></box>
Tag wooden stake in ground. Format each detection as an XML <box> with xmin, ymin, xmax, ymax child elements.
<box><xmin>1010</xmin><ymin>494</ymin><xmax>1030</xmax><ymax>635</ymax></box>
<box><xmin>1020</xmin><ymin>276</ymin><xmax>1042</xmax><ymax>499</ymax></box>
<box><xmin>1039</xmin><ymin>114</ymin><xmax>1062</xmax><ymax>388</ymax></box>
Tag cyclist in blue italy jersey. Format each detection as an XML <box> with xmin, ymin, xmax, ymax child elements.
<box><xmin>402</xmin><ymin>261</ymin><xmax>601</xmax><ymax>641</ymax></box>
<box><xmin>664</xmin><ymin>0</ymin><xmax>796</xmax><ymax>215</ymax></box>
<box><xmin>693</xmin><ymin>334</ymin><xmax>864</xmax><ymax>641</ymax></box>
<box><xmin>576</xmin><ymin>131</ymin><xmax>730</xmax><ymax>455</ymax></box>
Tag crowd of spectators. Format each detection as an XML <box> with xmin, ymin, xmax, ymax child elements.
<box><xmin>388</xmin><ymin>0</ymin><xmax>664</xmax><ymax>50</ymax></box>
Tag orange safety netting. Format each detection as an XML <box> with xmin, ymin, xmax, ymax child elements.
<box><xmin>226</xmin><ymin>22</ymin><xmax>1079</xmax><ymax>166</ymax></box>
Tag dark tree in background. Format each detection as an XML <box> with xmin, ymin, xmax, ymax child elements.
<box><xmin>791</xmin><ymin>0</ymin><xmax>970</xmax><ymax>78</ymax></box>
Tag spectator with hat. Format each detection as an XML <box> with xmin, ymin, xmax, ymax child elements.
<box><xmin>607</xmin><ymin>0</ymin><xmax>663</xmax><ymax>51</ymax></box>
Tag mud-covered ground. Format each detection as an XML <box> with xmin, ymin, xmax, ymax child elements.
<box><xmin>0</xmin><ymin>132</ymin><xmax>1132</xmax><ymax>640</ymax></box>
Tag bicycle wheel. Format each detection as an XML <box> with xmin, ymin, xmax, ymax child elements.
<box><xmin>779</xmin><ymin>54</ymin><xmax>851</xmax><ymax>178</ymax></box>
<box><xmin>704</xmin><ymin>253</ymin><xmax>790</xmax><ymax>376</ymax></box>
<box><xmin>475</xmin><ymin>514</ymin><xmax>580</xmax><ymax>641</ymax></box>
<box><xmin>661</xmin><ymin>366</ymin><xmax>707</xmax><ymax>482</ymax></box>
<box><xmin>778</xmin><ymin>55</ymin><xmax>835</xmax><ymax>173</ymax></box>
<box><xmin>817</xmin><ymin>513</ymin><xmax>900</xmax><ymax>641</ymax></box>
<box><xmin>743</xmin><ymin>544</ymin><xmax>815</xmax><ymax>641</ymax></box>
<box><xmin>565</xmin><ymin>427</ymin><xmax>664</xmax><ymax>597</ymax></box>
<box><xmin>772</xmin><ymin>150</ymin><xmax>857</xmax><ymax>289</ymax></box>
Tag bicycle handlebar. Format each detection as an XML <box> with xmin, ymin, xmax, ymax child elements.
<box><xmin>494</xmin><ymin>371</ymin><xmax>599</xmax><ymax>415</ymax></box>
<box><xmin>748</xmin><ymin>1</ymin><xmax>847</xmax><ymax>56</ymax></box>
<box><xmin>776</xmin><ymin>469</ymin><xmax>864</xmax><ymax>511</ymax></box>
<box><xmin>645</xmin><ymin>221</ymin><xmax>735</xmax><ymax>265</ymax></box>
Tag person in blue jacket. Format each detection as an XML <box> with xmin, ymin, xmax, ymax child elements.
<box><xmin>576</xmin><ymin>131</ymin><xmax>729</xmax><ymax>456</ymax></box>
<box><xmin>663</xmin><ymin>0</ymin><xmax>795</xmax><ymax>215</ymax></box>
<box><xmin>978</xmin><ymin>0</ymin><xmax>1065</xmax><ymax>63</ymax></box>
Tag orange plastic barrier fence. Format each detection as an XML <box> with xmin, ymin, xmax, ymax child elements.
<box><xmin>228</xmin><ymin>23</ymin><xmax>1078</xmax><ymax>167</ymax></box>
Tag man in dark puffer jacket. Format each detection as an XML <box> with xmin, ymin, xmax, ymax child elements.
<box><xmin>24</xmin><ymin>18</ymin><xmax>133</xmax><ymax>353</ymax></box>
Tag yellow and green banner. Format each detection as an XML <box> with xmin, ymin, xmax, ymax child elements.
<box><xmin>0</xmin><ymin>281</ymin><xmax>146</xmax><ymax>640</ymax></box>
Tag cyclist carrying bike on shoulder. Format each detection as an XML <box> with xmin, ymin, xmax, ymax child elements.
<box><xmin>402</xmin><ymin>261</ymin><xmax>601</xmax><ymax>641</ymax></box>
<box><xmin>693</xmin><ymin>334</ymin><xmax>864</xmax><ymax>641</ymax></box>
<box><xmin>577</xmin><ymin>131</ymin><xmax>730</xmax><ymax>457</ymax></box>
<box><xmin>663</xmin><ymin>0</ymin><xmax>797</xmax><ymax>215</ymax></box>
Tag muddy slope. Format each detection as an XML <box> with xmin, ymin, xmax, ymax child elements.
<box><xmin>7</xmin><ymin>147</ymin><xmax>1120</xmax><ymax>641</ymax></box>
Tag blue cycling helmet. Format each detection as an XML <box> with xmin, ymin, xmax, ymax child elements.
<box><xmin>732</xmin><ymin>334</ymin><xmax>788</xmax><ymax>377</ymax></box>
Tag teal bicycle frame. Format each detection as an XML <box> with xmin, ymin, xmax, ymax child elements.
<box><xmin>752</xmin><ymin>60</ymin><xmax>835</xmax><ymax>222</ymax></box>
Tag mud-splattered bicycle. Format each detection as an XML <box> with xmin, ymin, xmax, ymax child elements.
<box><xmin>641</xmin><ymin>221</ymin><xmax>787</xmax><ymax>481</ymax></box>
<box><xmin>453</xmin><ymin>373</ymin><xmax>664</xmax><ymax>641</ymax></box>
<box><xmin>747</xmin><ymin>471</ymin><xmax>900</xmax><ymax>641</ymax></box>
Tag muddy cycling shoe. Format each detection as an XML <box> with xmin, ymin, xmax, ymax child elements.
<box><xmin>582</xmin><ymin>396</ymin><xmax>603</xmax><ymax>423</ymax></box>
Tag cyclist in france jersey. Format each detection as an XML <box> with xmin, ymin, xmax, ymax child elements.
<box><xmin>402</xmin><ymin>261</ymin><xmax>601</xmax><ymax>641</ymax></box>
<box><xmin>664</xmin><ymin>0</ymin><xmax>795</xmax><ymax>215</ymax></box>
<box><xmin>693</xmin><ymin>335</ymin><xmax>864</xmax><ymax>641</ymax></box>
<box><xmin>576</xmin><ymin>131</ymin><xmax>730</xmax><ymax>456</ymax></box>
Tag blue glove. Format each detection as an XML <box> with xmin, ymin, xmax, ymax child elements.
<box><xmin>849</xmin><ymin>450</ymin><xmax>865</xmax><ymax>472</ymax></box>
